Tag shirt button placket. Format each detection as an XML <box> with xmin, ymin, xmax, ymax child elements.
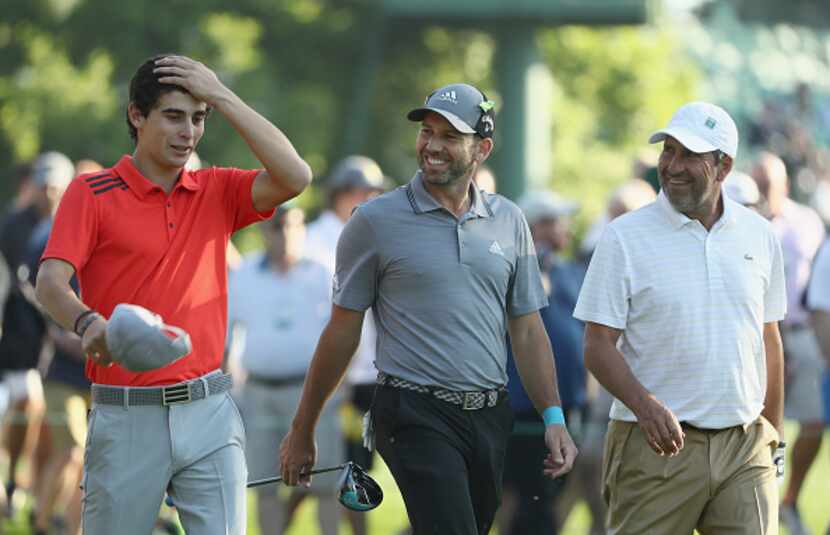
<box><xmin>166</xmin><ymin>199</ymin><xmax>175</xmax><ymax>239</ymax></box>
<box><xmin>457</xmin><ymin>223</ymin><xmax>464</xmax><ymax>264</ymax></box>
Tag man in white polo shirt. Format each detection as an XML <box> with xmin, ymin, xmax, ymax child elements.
<box><xmin>575</xmin><ymin>101</ymin><xmax>786</xmax><ymax>535</ymax></box>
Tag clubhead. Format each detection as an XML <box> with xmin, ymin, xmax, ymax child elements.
<box><xmin>336</xmin><ymin>462</ymin><xmax>383</xmax><ymax>512</ymax></box>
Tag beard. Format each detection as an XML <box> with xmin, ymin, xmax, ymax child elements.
<box><xmin>418</xmin><ymin>150</ymin><xmax>475</xmax><ymax>186</ymax></box>
<box><xmin>661</xmin><ymin>171</ymin><xmax>715</xmax><ymax>215</ymax></box>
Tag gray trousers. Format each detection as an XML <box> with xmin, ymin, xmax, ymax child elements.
<box><xmin>82</xmin><ymin>388</ymin><xmax>247</xmax><ymax>534</ymax></box>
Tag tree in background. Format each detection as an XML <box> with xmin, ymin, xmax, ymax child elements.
<box><xmin>0</xmin><ymin>0</ymin><xmax>699</xmax><ymax>235</ymax></box>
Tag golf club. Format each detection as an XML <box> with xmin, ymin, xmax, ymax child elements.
<box><xmin>165</xmin><ymin>461</ymin><xmax>383</xmax><ymax>512</ymax></box>
<box><xmin>246</xmin><ymin>462</ymin><xmax>348</xmax><ymax>488</ymax></box>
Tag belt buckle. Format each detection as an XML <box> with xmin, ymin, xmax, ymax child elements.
<box><xmin>162</xmin><ymin>383</ymin><xmax>192</xmax><ymax>406</ymax></box>
<box><xmin>461</xmin><ymin>392</ymin><xmax>480</xmax><ymax>411</ymax></box>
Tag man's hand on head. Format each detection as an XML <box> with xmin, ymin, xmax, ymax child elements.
<box><xmin>153</xmin><ymin>56</ymin><xmax>232</xmax><ymax>108</ymax></box>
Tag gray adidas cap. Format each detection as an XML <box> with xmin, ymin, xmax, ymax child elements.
<box><xmin>407</xmin><ymin>83</ymin><xmax>495</xmax><ymax>138</ymax></box>
<box><xmin>106</xmin><ymin>304</ymin><xmax>192</xmax><ymax>372</ymax></box>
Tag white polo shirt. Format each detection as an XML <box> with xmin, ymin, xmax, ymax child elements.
<box><xmin>227</xmin><ymin>254</ymin><xmax>331</xmax><ymax>378</ymax></box>
<box><xmin>574</xmin><ymin>191</ymin><xmax>786</xmax><ymax>428</ymax></box>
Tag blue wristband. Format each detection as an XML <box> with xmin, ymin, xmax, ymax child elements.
<box><xmin>543</xmin><ymin>406</ymin><xmax>565</xmax><ymax>426</ymax></box>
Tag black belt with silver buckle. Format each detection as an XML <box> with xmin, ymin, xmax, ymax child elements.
<box><xmin>377</xmin><ymin>372</ymin><xmax>504</xmax><ymax>411</ymax></box>
<box><xmin>91</xmin><ymin>373</ymin><xmax>233</xmax><ymax>407</ymax></box>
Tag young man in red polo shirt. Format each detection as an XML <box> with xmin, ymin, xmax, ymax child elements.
<box><xmin>34</xmin><ymin>55</ymin><xmax>312</xmax><ymax>534</ymax></box>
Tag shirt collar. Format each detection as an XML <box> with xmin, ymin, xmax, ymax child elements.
<box><xmin>406</xmin><ymin>170</ymin><xmax>492</xmax><ymax>218</ymax></box>
<box><xmin>114</xmin><ymin>155</ymin><xmax>201</xmax><ymax>200</ymax></box>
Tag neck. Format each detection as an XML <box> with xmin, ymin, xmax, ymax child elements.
<box><xmin>268</xmin><ymin>253</ymin><xmax>296</xmax><ymax>273</ymax></box>
<box><xmin>685</xmin><ymin>193</ymin><xmax>724</xmax><ymax>231</ymax></box>
<box><xmin>333</xmin><ymin>205</ymin><xmax>351</xmax><ymax>224</ymax></box>
<box><xmin>423</xmin><ymin>174</ymin><xmax>474</xmax><ymax>218</ymax></box>
<box><xmin>132</xmin><ymin>149</ymin><xmax>181</xmax><ymax>194</ymax></box>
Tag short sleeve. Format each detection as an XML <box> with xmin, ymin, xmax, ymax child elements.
<box><xmin>573</xmin><ymin>225</ymin><xmax>629</xmax><ymax>329</ymax></box>
<box><xmin>506</xmin><ymin>215</ymin><xmax>548</xmax><ymax>317</ymax></box>
<box><xmin>332</xmin><ymin>209</ymin><xmax>379</xmax><ymax>312</ymax></box>
<box><xmin>807</xmin><ymin>240</ymin><xmax>830</xmax><ymax>312</ymax></box>
<box><xmin>219</xmin><ymin>168</ymin><xmax>274</xmax><ymax>232</ymax></box>
<box><xmin>41</xmin><ymin>179</ymin><xmax>98</xmax><ymax>274</ymax></box>
<box><xmin>764</xmin><ymin>231</ymin><xmax>787</xmax><ymax>322</ymax></box>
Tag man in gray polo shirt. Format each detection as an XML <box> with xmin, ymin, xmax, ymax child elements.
<box><xmin>281</xmin><ymin>83</ymin><xmax>577</xmax><ymax>535</ymax></box>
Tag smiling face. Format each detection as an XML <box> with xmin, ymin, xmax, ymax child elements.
<box><xmin>129</xmin><ymin>90</ymin><xmax>208</xmax><ymax>174</ymax></box>
<box><xmin>658</xmin><ymin>136</ymin><xmax>728</xmax><ymax>218</ymax></box>
<box><xmin>415</xmin><ymin>112</ymin><xmax>484</xmax><ymax>187</ymax></box>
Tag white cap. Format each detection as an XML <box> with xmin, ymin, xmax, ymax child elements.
<box><xmin>723</xmin><ymin>171</ymin><xmax>760</xmax><ymax>206</ymax></box>
<box><xmin>518</xmin><ymin>190</ymin><xmax>578</xmax><ymax>225</ymax></box>
<box><xmin>32</xmin><ymin>151</ymin><xmax>74</xmax><ymax>189</ymax></box>
<box><xmin>649</xmin><ymin>101</ymin><xmax>738</xmax><ymax>159</ymax></box>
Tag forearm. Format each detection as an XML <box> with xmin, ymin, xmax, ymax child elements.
<box><xmin>761</xmin><ymin>322</ymin><xmax>784</xmax><ymax>432</ymax></box>
<box><xmin>584</xmin><ymin>331</ymin><xmax>651</xmax><ymax>418</ymax></box>
<box><xmin>292</xmin><ymin>319</ymin><xmax>361</xmax><ymax>433</ymax></box>
<box><xmin>213</xmin><ymin>90</ymin><xmax>311</xmax><ymax>195</ymax></box>
<box><xmin>509</xmin><ymin>314</ymin><xmax>560</xmax><ymax>413</ymax></box>
<box><xmin>35</xmin><ymin>266</ymin><xmax>89</xmax><ymax>333</ymax></box>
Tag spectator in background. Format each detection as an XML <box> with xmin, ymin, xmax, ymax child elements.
<box><xmin>473</xmin><ymin>164</ymin><xmax>497</xmax><ymax>194</ymax></box>
<box><xmin>228</xmin><ymin>207</ymin><xmax>339</xmax><ymax>535</ymax></box>
<box><xmin>751</xmin><ymin>152</ymin><xmax>826</xmax><ymax>535</ymax></box>
<box><xmin>498</xmin><ymin>189</ymin><xmax>582</xmax><ymax>535</ymax></box>
<box><xmin>557</xmin><ymin>178</ymin><xmax>656</xmax><ymax>535</ymax></box>
<box><xmin>304</xmin><ymin>155</ymin><xmax>386</xmax><ymax>535</ymax></box>
<box><xmin>25</xmin><ymin>158</ymin><xmax>101</xmax><ymax>535</ymax></box>
<box><xmin>805</xmin><ymin>238</ymin><xmax>830</xmax><ymax>535</ymax></box>
<box><xmin>723</xmin><ymin>171</ymin><xmax>763</xmax><ymax>212</ymax></box>
<box><xmin>0</xmin><ymin>151</ymin><xmax>74</xmax><ymax>514</ymax></box>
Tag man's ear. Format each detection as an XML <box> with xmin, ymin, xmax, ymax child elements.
<box><xmin>476</xmin><ymin>137</ymin><xmax>494</xmax><ymax>163</ymax></box>
<box><xmin>717</xmin><ymin>154</ymin><xmax>734</xmax><ymax>182</ymax></box>
<box><xmin>127</xmin><ymin>102</ymin><xmax>145</xmax><ymax>131</ymax></box>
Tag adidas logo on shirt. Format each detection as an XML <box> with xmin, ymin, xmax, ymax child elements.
<box><xmin>489</xmin><ymin>241</ymin><xmax>504</xmax><ymax>257</ymax></box>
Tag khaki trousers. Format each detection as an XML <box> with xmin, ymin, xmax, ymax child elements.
<box><xmin>602</xmin><ymin>417</ymin><xmax>780</xmax><ymax>535</ymax></box>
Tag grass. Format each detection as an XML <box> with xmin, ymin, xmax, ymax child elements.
<box><xmin>3</xmin><ymin>424</ymin><xmax>828</xmax><ymax>534</ymax></box>
<box><xmin>255</xmin><ymin>423</ymin><xmax>830</xmax><ymax>534</ymax></box>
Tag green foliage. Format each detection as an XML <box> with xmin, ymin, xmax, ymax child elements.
<box><xmin>537</xmin><ymin>25</ymin><xmax>699</xmax><ymax>224</ymax></box>
<box><xmin>0</xmin><ymin>0</ymin><xmax>699</xmax><ymax>230</ymax></box>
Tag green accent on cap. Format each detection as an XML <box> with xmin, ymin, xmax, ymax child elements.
<box><xmin>705</xmin><ymin>117</ymin><xmax>717</xmax><ymax>129</ymax></box>
<box><xmin>479</xmin><ymin>100</ymin><xmax>495</xmax><ymax>112</ymax></box>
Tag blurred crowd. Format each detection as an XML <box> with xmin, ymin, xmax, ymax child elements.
<box><xmin>1</xmin><ymin>82</ymin><xmax>830</xmax><ymax>535</ymax></box>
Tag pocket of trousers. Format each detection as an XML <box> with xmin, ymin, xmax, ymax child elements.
<box><xmin>601</xmin><ymin>421</ymin><xmax>634</xmax><ymax>508</ymax></box>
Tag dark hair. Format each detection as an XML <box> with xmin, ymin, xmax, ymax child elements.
<box><xmin>126</xmin><ymin>54</ymin><xmax>191</xmax><ymax>143</ymax></box>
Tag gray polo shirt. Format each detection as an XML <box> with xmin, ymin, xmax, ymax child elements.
<box><xmin>333</xmin><ymin>171</ymin><xmax>547</xmax><ymax>391</ymax></box>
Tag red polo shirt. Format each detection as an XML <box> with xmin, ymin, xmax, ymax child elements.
<box><xmin>42</xmin><ymin>155</ymin><xmax>273</xmax><ymax>386</ymax></box>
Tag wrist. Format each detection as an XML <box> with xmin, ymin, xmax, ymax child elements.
<box><xmin>73</xmin><ymin>309</ymin><xmax>99</xmax><ymax>336</ymax></box>
<box><xmin>542</xmin><ymin>406</ymin><xmax>565</xmax><ymax>426</ymax></box>
<box><xmin>75</xmin><ymin>311</ymin><xmax>103</xmax><ymax>338</ymax></box>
